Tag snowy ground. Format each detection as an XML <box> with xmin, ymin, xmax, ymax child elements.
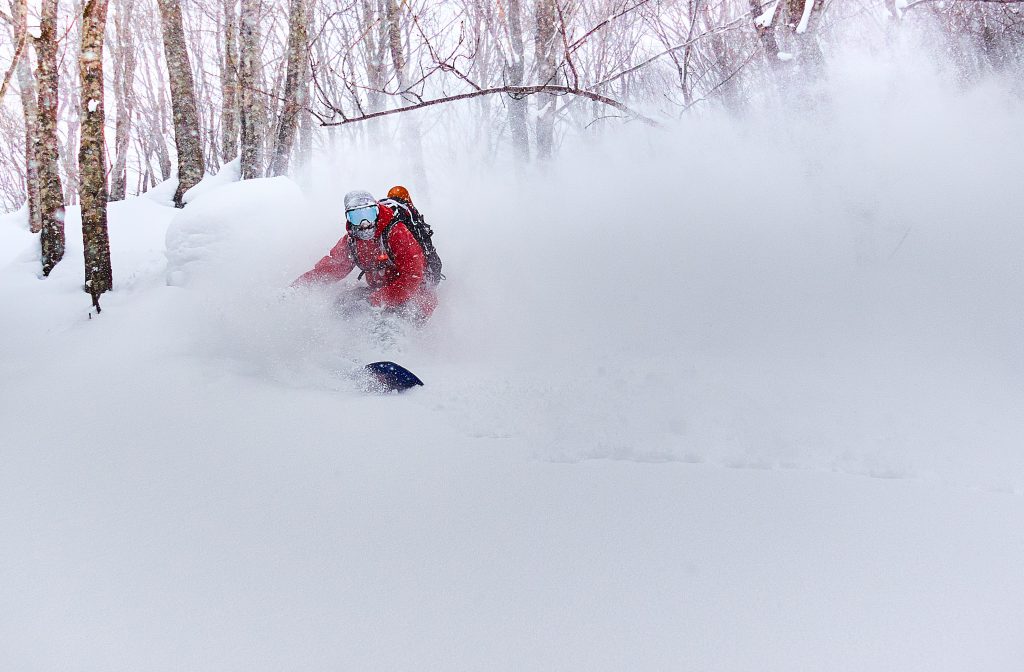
<box><xmin>2</xmin><ymin>62</ymin><xmax>1024</xmax><ymax>670</ymax></box>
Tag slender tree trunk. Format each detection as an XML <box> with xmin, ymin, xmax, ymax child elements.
<box><xmin>157</xmin><ymin>0</ymin><xmax>206</xmax><ymax>206</ymax></box>
<box><xmin>79</xmin><ymin>0</ymin><xmax>112</xmax><ymax>309</ymax></box>
<box><xmin>109</xmin><ymin>0</ymin><xmax>137</xmax><ymax>201</ymax></box>
<box><xmin>270</xmin><ymin>0</ymin><xmax>308</xmax><ymax>176</ymax></box>
<box><xmin>534</xmin><ymin>0</ymin><xmax>560</xmax><ymax>160</ymax></box>
<box><xmin>750</xmin><ymin>0</ymin><xmax>783</xmax><ymax>61</ymax></box>
<box><xmin>357</xmin><ymin>0</ymin><xmax>385</xmax><ymax>144</ymax></box>
<box><xmin>36</xmin><ymin>0</ymin><xmax>65</xmax><ymax>276</ymax></box>
<box><xmin>155</xmin><ymin>101</ymin><xmax>173</xmax><ymax>181</ymax></box>
<box><xmin>148</xmin><ymin>43</ymin><xmax>174</xmax><ymax>181</ymax></box>
<box><xmin>297</xmin><ymin>10</ymin><xmax>313</xmax><ymax>173</ymax></box>
<box><xmin>506</xmin><ymin>0</ymin><xmax>530</xmax><ymax>162</ymax></box>
<box><xmin>16</xmin><ymin>58</ymin><xmax>41</xmax><ymax>232</ymax></box>
<box><xmin>12</xmin><ymin>0</ymin><xmax>41</xmax><ymax>232</ymax></box>
<box><xmin>221</xmin><ymin>0</ymin><xmax>240</xmax><ymax>163</ymax></box>
<box><xmin>383</xmin><ymin>0</ymin><xmax>426</xmax><ymax>185</ymax></box>
<box><xmin>0</xmin><ymin>0</ymin><xmax>28</xmax><ymax>100</ymax></box>
<box><xmin>61</xmin><ymin>10</ymin><xmax>83</xmax><ymax>207</ymax></box>
<box><xmin>239</xmin><ymin>0</ymin><xmax>264</xmax><ymax>179</ymax></box>
<box><xmin>61</xmin><ymin>119</ymin><xmax>80</xmax><ymax>205</ymax></box>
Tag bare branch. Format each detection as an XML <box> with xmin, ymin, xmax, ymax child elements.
<box><xmin>596</xmin><ymin>15</ymin><xmax>749</xmax><ymax>89</ymax></box>
<box><xmin>904</xmin><ymin>0</ymin><xmax>1024</xmax><ymax>9</ymax></box>
<box><xmin>568</xmin><ymin>0</ymin><xmax>653</xmax><ymax>53</ymax></box>
<box><xmin>556</xmin><ymin>0</ymin><xmax>579</xmax><ymax>90</ymax></box>
<box><xmin>319</xmin><ymin>84</ymin><xmax>659</xmax><ymax>128</ymax></box>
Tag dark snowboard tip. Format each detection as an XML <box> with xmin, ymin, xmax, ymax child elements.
<box><xmin>364</xmin><ymin>361</ymin><xmax>425</xmax><ymax>392</ymax></box>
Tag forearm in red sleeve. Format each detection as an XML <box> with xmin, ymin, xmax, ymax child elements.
<box><xmin>295</xmin><ymin>237</ymin><xmax>356</xmax><ymax>285</ymax></box>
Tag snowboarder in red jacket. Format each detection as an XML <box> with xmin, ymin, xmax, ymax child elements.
<box><xmin>295</xmin><ymin>190</ymin><xmax>437</xmax><ymax>320</ymax></box>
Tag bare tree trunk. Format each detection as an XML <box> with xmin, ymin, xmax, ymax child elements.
<box><xmin>79</xmin><ymin>0</ymin><xmax>112</xmax><ymax>309</ymax></box>
<box><xmin>269</xmin><ymin>0</ymin><xmax>308</xmax><ymax>176</ymax></box>
<box><xmin>221</xmin><ymin>0</ymin><xmax>239</xmax><ymax>162</ymax></box>
<box><xmin>16</xmin><ymin>59</ymin><xmax>41</xmax><ymax>232</ymax></box>
<box><xmin>61</xmin><ymin>120</ymin><xmax>80</xmax><ymax>205</ymax></box>
<box><xmin>148</xmin><ymin>42</ymin><xmax>175</xmax><ymax>181</ymax></box>
<box><xmin>157</xmin><ymin>0</ymin><xmax>206</xmax><ymax>206</ymax></box>
<box><xmin>12</xmin><ymin>0</ymin><xmax>41</xmax><ymax>232</ymax></box>
<box><xmin>109</xmin><ymin>0</ymin><xmax>137</xmax><ymax>201</ymax></box>
<box><xmin>358</xmin><ymin>0</ymin><xmax>386</xmax><ymax>144</ymax></box>
<box><xmin>239</xmin><ymin>0</ymin><xmax>264</xmax><ymax>179</ymax></box>
<box><xmin>534</xmin><ymin>0</ymin><xmax>560</xmax><ymax>161</ymax></box>
<box><xmin>750</xmin><ymin>0</ymin><xmax>783</xmax><ymax>63</ymax></box>
<box><xmin>36</xmin><ymin>0</ymin><xmax>65</xmax><ymax>276</ymax></box>
<box><xmin>297</xmin><ymin>6</ymin><xmax>313</xmax><ymax>173</ymax></box>
<box><xmin>383</xmin><ymin>0</ymin><xmax>426</xmax><ymax>185</ymax></box>
<box><xmin>786</xmin><ymin>0</ymin><xmax>826</xmax><ymax>79</ymax></box>
<box><xmin>506</xmin><ymin>0</ymin><xmax>531</xmax><ymax>162</ymax></box>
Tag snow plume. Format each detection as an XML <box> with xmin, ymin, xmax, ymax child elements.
<box><xmin>65</xmin><ymin>42</ymin><xmax>1019</xmax><ymax>491</ymax></box>
<box><xmin>286</xmin><ymin>48</ymin><xmax>1024</xmax><ymax>489</ymax></box>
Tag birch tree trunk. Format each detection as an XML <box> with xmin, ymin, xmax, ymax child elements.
<box><xmin>109</xmin><ymin>0</ymin><xmax>137</xmax><ymax>202</ymax></box>
<box><xmin>269</xmin><ymin>0</ymin><xmax>308</xmax><ymax>177</ymax></box>
<box><xmin>358</xmin><ymin>0</ymin><xmax>386</xmax><ymax>144</ymax></box>
<box><xmin>506</xmin><ymin>0</ymin><xmax>531</xmax><ymax>162</ymax></box>
<box><xmin>36</xmin><ymin>0</ymin><xmax>66</xmax><ymax>276</ymax></box>
<box><xmin>79</xmin><ymin>0</ymin><xmax>112</xmax><ymax>308</ymax></box>
<box><xmin>221</xmin><ymin>0</ymin><xmax>240</xmax><ymax>162</ymax></box>
<box><xmin>157</xmin><ymin>0</ymin><xmax>206</xmax><ymax>207</ymax></box>
<box><xmin>12</xmin><ymin>0</ymin><xmax>41</xmax><ymax>232</ymax></box>
<box><xmin>239</xmin><ymin>0</ymin><xmax>264</xmax><ymax>179</ymax></box>
<box><xmin>297</xmin><ymin>12</ymin><xmax>313</xmax><ymax>172</ymax></box>
<box><xmin>155</xmin><ymin>75</ymin><xmax>173</xmax><ymax>182</ymax></box>
<box><xmin>534</xmin><ymin>0</ymin><xmax>560</xmax><ymax>161</ymax></box>
<box><xmin>16</xmin><ymin>55</ymin><xmax>41</xmax><ymax>232</ymax></box>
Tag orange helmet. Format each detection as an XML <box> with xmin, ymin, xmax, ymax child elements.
<box><xmin>387</xmin><ymin>185</ymin><xmax>412</xmax><ymax>203</ymax></box>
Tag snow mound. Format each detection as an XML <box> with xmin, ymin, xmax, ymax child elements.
<box><xmin>0</xmin><ymin>203</ymin><xmax>35</xmax><ymax>271</ymax></box>
<box><xmin>165</xmin><ymin>175</ymin><xmax>307</xmax><ymax>289</ymax></box>
<box><xmin>183</xmin><ymin>157</ymin><xmax>241</xmax><ymax>205</ymax></box>
<box><xmin>143</xmin><ymin>177</ymin><xmax>178</xmax><ymax>207</ymax></box>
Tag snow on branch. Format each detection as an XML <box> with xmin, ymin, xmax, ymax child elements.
<box><xmin>796</xmin><ymin>0</ymin><xmax>816</xmax><ymax>33</ymax></box>
<box><xmin>754</xmin><ymin>0</ymin><xmax>782</xmax><ymax>28</ymax></box>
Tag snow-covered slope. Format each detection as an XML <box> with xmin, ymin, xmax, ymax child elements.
<box><xmin>2</xmin><ymin>61</ymin><xmax>1023</xmax><ymax>671</ymax></box>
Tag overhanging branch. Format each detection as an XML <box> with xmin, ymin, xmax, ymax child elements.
<box><xmin>318</xmin><ymin>84</ymin><xmax>659</xmax><ymax>127</ymax></box>
<box><xmin>904</xmin><ymin>0</ymin><xmax>1024</xmax><ymax>10</ymax></box>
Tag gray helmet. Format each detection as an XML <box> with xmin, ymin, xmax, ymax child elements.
<box><xmin>344</xmin><ymin>190</ymin><xmax>376</xmax><ymax>212</ymax></box>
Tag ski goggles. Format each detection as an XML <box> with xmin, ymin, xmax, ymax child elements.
<box><xmin>345</xmin><ymin>205</ymin><xmax>379</xmax><ymax>230</ymax></box>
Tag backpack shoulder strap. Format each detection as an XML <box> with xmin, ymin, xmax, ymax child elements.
<box><xmin>378</xmin><ymin>199</ymin><xmax>413</xmax><ymax>261</ymax></box>
<box><xmin>346</xmin><ymin>233</ymin><xmax>358</xmax><ymax>263</ymax></box>
<box><xmin>346</xmin><ymin>233</ymin><xmax>368</xmax><ymax>280</ymax></box>
<box><xmin>380</xmin><ymin>219</ymin><xmax>400</xmax><ymax>262</ymax></box>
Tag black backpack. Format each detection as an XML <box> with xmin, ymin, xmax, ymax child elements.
<box><xmin>348</xmin><ymin>198</ymin><xmax>444</xmax><ymax>286</ymax></box>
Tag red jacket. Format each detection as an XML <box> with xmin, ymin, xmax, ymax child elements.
<box><xmin>297</xmin><ymin>201</ymin><xmax>436</xmax><ymax>313</ymax></box>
